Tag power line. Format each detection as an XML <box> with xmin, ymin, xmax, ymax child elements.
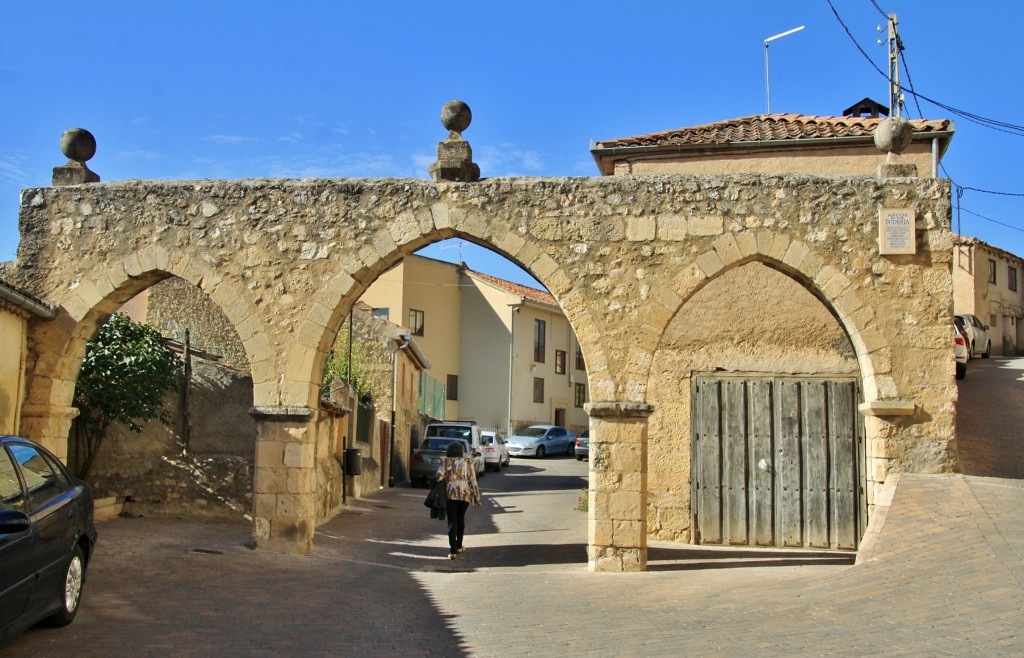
<box><xmin>828</xmin><ymin>0</ymin><xmax>1024</xmax><ymax>136</ymax></box>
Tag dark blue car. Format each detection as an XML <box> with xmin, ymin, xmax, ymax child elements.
<box><xmin>1</xmin><ymin>435</ymin><xmax>98</xmax><ymax>645</ymax></box>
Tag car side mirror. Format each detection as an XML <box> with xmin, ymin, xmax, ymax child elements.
<box><xmin>0</xmin><ymin>509</ymin><xmax>31</xmax><ymax>533</ymax></box>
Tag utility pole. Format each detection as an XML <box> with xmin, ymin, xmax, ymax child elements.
<box><xmin>885</xmin><ymin>13</ymin><xmax>903</xmax><ymax>117</ymax></box>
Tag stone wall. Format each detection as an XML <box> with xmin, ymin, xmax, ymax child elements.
<box><xmin>147</xmin><ymin>277</ymin><xmax>250</xmax><ymax>369</ymax></box>
<box><xmin>85</xmin><ymin>356</ymin><xmax>256</xmax><ymax>519</ymax></box>
<box><xmin>12</xmin><ymin>173</ymin><xmax>954</xmax><ymax>568</ymax></box>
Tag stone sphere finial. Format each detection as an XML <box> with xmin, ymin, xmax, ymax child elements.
<box><xmin>441</xmin><ymin>100</ymin><xmax>472</xmax><ymax>135</ymax></box>
<box><xmin>60</xmin><ymin>128</ymin><xmax>97</xmax><ymax>164</ymax></box>
<box><xmin>873</xmin><ymin>117</ymin><xmax>914</xmax><ymax>158</ymax></box>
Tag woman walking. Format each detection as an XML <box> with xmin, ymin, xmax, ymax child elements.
<box><xmin>435</xmin><ymin>441</ymin><xmax>481</xmax><ymax>559</ymax></box>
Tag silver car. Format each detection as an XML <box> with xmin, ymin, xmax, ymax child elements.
<box><xmin>506</xmin><ymin>425</ymin><xmax>577</xmax><ymax>458</ymax></box>
<box><xmin>956</xmin><ymin>313</ymin><xmax>992</xmax><ymax>359</ymax></box>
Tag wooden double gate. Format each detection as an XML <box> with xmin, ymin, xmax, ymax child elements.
<box><xmin>691</xmin><ymin>375</ymin><xmax>867</xmax><ymax>550</ymax></box>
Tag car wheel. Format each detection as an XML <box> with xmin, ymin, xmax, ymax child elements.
<box><xmin>44</xmin><ymin>545</ymin><xmax>86</xmax><ymax>627</ymax></box>
<box><xmin>495</xmin><ymin>459</ymin><xmax>502</xmax><ymax>472</ymax></box>
<box><xmin>983</xmin><ymin>341</ymin><xmax>991</xmax><ymax>358</ymax></box>
<box><xmin>576</xmin><ymin>455</ymin><xmax>583</xmax><ymax>461</ymax></box>
<box><xmin>537</xmin><ymin>445</ymin><xmax>546</xmax><ymax>458</ymax></box>
<box><xmin>956</xmin><ymin>361</ymin><xmax>967</xmax><ymax>380</ymax></box>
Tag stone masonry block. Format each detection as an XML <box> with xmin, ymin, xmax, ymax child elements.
<box><xmin>287</xmin><ymin>467</ymin><xmax>314</xmax><ymax>493</ymax></box>
<box><xmin>277</xmin><ymin>493</ymin><xmax>315</xmax><ymax>519</ymax></box>
<box><xmin>768</xmin><ymin>233</ymin><xmax>791</xmax><ymax>261</ymax></box>
<box><xmin>253</xmin><ymin>514</ymin><xmax>271</xmax><ymax>540</ymax></box>
<box><xmin>588</xmin><ymin>518</ymin><xmax>614</xmax><ymax>546</ymax></box>
<box><xmin>284</xmin><ymin>443</ymin><xmax>315</xmax><ymax>469</ymax></box>
<box><xmin>252</xmin><ymin>380</ymin><xmax>280</xmax><ymax>407</ymax></box>
<box><xmin>695</xmin><ymin>250</ymin><xmax>725</xmax><ymax>278</ymax></box>
<box><xmin>284</xmin><ymin>344</ymin><xmax>317</xmax><ymax>383</ymax></box>
<box><xmin>255</xmin><ymin>440</ymin><xmax>285</xmax><ymax>467</ymax></box>
<box><xmin>755</xmin><ymin>230</ymin><xmax>776</xmax><ymax>255</ymax></box>
<box><xmin>689</xmin><ymin>215</ymin><xmax>724</xmax><ymax>236</ymax></box>
<box><xmin>531</xmin><ymin>252</ymin><xmax>558</xmax><ymax>282</ymax></box>
<box><xmin>122</xmin><ymin>252</ymin><xmax>144</xmax><ymax>278</ymax></box>
<box><xmin>253</xmin><ymin>492</ymin><xmax>277</xmax><ymax>518</ymax></box>
<box><xmin>254</xmin><ymin>466</ymin><xmax>288</xmax><ymax>494</ymax></box>
<box><xmin>61</xmin><ymin>291</ymin><xmax>90</xmax><ymax>323</ymax></box>
<box><xmin>782</xmin><ymin>240</ymin><xmax>810</xmax><ymax>270</ymax></box>
<box><xmin>430</xmin><ymin>201</ymin><xmax>450</xmax><ymax>230</ymax></box>
<box><xmin>799</xmin><ymin>251</ymin><xmax>824</xmax><ymax>281</ymax></box>
<box><xmin>735</xmin><ymin>231</ymin><xmax>758</xmax><ymax>258</ymax></box>
<box><xmin>494</xmin><ymin>230</ymin><xmax>526</xmax><ymax>262</ymax></box>
<box><xmin>609</xmin><ymin>491</ymin><xmax>641</xmax><ymax>520</ymax></box>
<box><xmin>658</xmin><ymin>214</ymin><xmax>687</xmax><ymax>241</ymax></box>
<box><xmin>371</xmin><ymin>229</ymin><xmax>398</xmax><ymax>260</ymax></box>
<box><xmin>612</xmin><ymin>520</ymin><xmax>644</xmax><ymax>548</ymax></box>
<box><xmin>713</xmin><ymin>232</ymin><xmax>742</xmax><ymax>266</ymax></box>
<box><xmin>626</xmin><ymin>217</ymin><xmax>656</xmax><ymax>241</ymax></box>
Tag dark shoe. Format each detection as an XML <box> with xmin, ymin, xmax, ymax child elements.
<box><xmin>455</xmin><ymin>547</ymin><xmax>466</xmax><ymax>554</ymax></box>
<box><xmin>449</xmin><ymin>552</ymin><xmax>457</xmax><ymax>560</ymax></box>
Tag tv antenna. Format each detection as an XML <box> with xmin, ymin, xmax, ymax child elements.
<box><xmin>764</xmin><ymin>25</ymin><xmax>805</xmax><ymax>114</ymax></box>
<box><xmin>439</xmin><ymin>239</ymin><xmax>468</xmax><ymax>263</ymax></box>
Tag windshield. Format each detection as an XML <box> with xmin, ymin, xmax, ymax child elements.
<box><xmin>425</xmin><ymin>425</ymin><xmax>473</xmax><ymax>441</ymax></box>
<box><xmin>514</xmin><ymin>427</ymin><xmax>546</xmax><ymax>439</ymax></box>
<box><xmin>419</xmin><ymin>438</ymin><xmax>468</xmax><ymax>452</ymax></box>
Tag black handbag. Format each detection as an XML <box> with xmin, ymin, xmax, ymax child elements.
<box><xmin>424</xmin><ymin>472</ymin><xmax>448</xmax><ymax>520</ymax></box>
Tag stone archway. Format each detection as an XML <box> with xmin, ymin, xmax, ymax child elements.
<box><xmin>11</xmin><ymin>173</ymin><xmax>956</xmax><ymax>570</ymax></box>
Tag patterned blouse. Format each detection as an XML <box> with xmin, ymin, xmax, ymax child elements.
<box><xmin>436</xmin><ymin>456</ymin><xmax>481</xmax><ymax>506</ymax></box>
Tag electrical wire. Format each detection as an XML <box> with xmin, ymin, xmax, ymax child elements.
<box><xmin>828</xmin><ymin>0</ymin><xmax>1024</xmax><ymax>136</ymax></box>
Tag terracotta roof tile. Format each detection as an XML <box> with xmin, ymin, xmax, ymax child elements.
<box><xmin>466</xmin><ymin>270</ymin><xmax>557</xmax><ymax>306</ymax></box>
<box><xmin>595</xmin><ymin>114</ymin><xmax>953</xmax><ymax>149</ymax></box>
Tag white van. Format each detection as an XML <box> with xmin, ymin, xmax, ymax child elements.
<box><xmin>423</xmin><ymin>421</ymin><xmax>485</xmax><ymax>476</ymax></box>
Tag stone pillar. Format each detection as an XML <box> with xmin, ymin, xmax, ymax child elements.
<box><xmin>20</xmin><ymin>404</ymin><xmax>79</xmax><ymax>463</ymax></box>
<box><xmin>584</xmin><ymin>401</ymin><xmax>653</xmax><ymax>573</ymax></box>
<box><xmin>251</xmin><ymin>406</ymin><xmax>317</xmax><ymax>554</ymax></box>
<box><xmin>52</xmin><ymin>128</ymin><xmax>100</xmax><ymax>185</ymax></box>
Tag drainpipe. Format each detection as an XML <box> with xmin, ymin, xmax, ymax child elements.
<box><xmin>932</xmin><ymin>137</ymin><xmax>939</xmax><ymax>178</ymax></box>
<box><xmin>389</xmin><ymin>332</ymin><xmax>411</xmax><ymax>487</ymax></box>
<box><xmin>508</xmin><ymin>302</ymin><xmax>524</xmax><ymax>435</ymax></box>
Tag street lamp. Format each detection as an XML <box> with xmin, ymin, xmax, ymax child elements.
<box><xmin>764</xmin><ymin>25</ymin><xmax>805</xmax><ymax>114</ymax></box>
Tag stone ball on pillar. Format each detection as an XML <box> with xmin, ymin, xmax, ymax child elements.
<box><xmin>441</xmin><ymin>100</ymin><xmax>472</xmax><ymax>135</ymax></box>
<box><xmin>873</xmin><ymin>117</ymin><xmax>914</xmax><ymax>156</ymax></box>
<box><xmin>60</xmin><ymin>128</ymin><xmax>97</xmax><ymax>164</ymax></box>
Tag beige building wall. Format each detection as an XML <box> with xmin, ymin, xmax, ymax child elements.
<box><xmin>459</xmin><ymin>273</ymin><xmax>515</xmax><ymax>430</ymax></box>
<box><xmin>616</xmin><ymin>143</ymin><xmax>936</xmax><ymax>177</ymax></box>
<box><xmin>0</xmin><ymin>310</ymin><xmax>28</xmax><ymax>434</ymax></box>
<box><xmin>361</xmin><ymin>256</ymin><xmax>462</xmax><ymax>419</ymax></box>
<box><xmin>510</xmin><ymin>300</ymin><xmax>589</xmax><ymax>435</ymax></box>
<box><xmin>953</xmin><ymin>238</ymin><xmax>1024</xmax><ymax>356</ymax></box>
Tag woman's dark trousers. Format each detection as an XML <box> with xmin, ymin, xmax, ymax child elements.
<box><xmin>446</xmin><ymin>500</ymin><xmax>470</xmax><ymax>551</ymax></box>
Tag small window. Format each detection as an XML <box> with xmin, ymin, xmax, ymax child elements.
<box><xmin>533</xmin><ymin>377</ymin><xmax>544</xmax><ymax>403</ymax></box>
<box><xmin>988</xmin><ymin>260</ymin><xmax>997</xmax><ymax>284</ymax></box>
<box><xmin>446</xmin><ymin>374</ymin><xmax>458</xmax><ymax>401</ymax></box>
<box><xmin>1009</xmin><ymin>266</ymin><xmax>1018</xmax><ymax>292</ymax></box>
<box><xmin>372</xmin><ymin>307</ymin><xmax>390</xmax><ymax>320</ymax></box>
<box><xmin>10</xmin><ymin>444</ymin><xmax>69</xmax><ymax>512</ymax></box>
<box><xmin>409</xmin><ymin>309</ymin><xmax>425</xmax><ymax>336</ymax></box>
<box><xmin>555</xmin><ymin>350</ymin><xmax>566</xmax><ymax>375</ymax></box>
<box><xmin>575</xmin><ymin>348</ymin><xmax>586</xmax><ymax>371</ymax></box>
<box><xmin>990</xmin><ymin>314</ymin><xmax>998</xmax><ymax>328</ymax></box>
<box><xmin>534</xmin><ymin>319</ymin><xmax>546</xmax><ymax>363</ymax></box>
<box><xmin>575</xmin><ymin>383</ymin><xmax>586</xmax><ymax>408</ymax></box>
<box><xmin>0</xmin><ymin>449</ymin><xmax>26</xmax><ymax>512</ymax></box>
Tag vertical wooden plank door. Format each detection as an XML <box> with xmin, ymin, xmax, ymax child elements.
<box><xmin>691</xmin><ymin>375</ymin><xmax>864</xmax><ymax>551</ymax></box>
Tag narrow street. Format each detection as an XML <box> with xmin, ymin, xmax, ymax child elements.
<box><xmin>956</xmin><ymin>356</ymin><xmax>1024</xmax><ymax>479</ymax></box>
<box><xmin>5</xmin><ymin>377</ymin><xmax>1024</xmax><ymax>655</ymax></box>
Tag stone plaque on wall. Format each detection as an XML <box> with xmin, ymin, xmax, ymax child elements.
<box><xmin>879</xmin><ymin>208</ymin><xmax>916</xmax><ymax>255</ymax></box>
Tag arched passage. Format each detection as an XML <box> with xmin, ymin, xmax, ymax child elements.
<box><xmin>12</xmin><ymin>174</ymin><xmax>957</xmax><ymax>569</ymax></box>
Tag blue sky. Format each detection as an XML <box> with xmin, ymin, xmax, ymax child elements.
<box><xmin>2</xmin><ymin>1</ymin><xmax>1022</xmax><ymax>288</ymax></box>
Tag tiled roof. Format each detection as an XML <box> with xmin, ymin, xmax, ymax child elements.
<box><xmin>594</xmin><ymin>114</ymin><xmax>953</xmax><ymax>149</ymax></box>
<box><xmin>467</xmin><ymin>270</ymin><xmax>557</xmax><ymax>306</ymax></box>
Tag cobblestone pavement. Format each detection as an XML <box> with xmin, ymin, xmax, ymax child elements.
<box><xmin>4</xmin><ymin>362</ymin><xmax>1024</xmax><ymax>656</ymax></box>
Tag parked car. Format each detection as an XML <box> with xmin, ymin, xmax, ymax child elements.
<box><xmin>410</xmin><ymin>437</ymin><xmax>484</xmax><ymax>486</ymax></box>
<box><xmin>506</xmin><ymin>425</ymin><xmax>577</xmax><ymax>458</ymax></box>
<box><xmin>575</xmin><ymin>429</ymin><xmax>590</xmax><ymax>461</ymax></box>
<box><xmin>1</xmin><ymin>435</ymin><xmax>98</xmax><ymax>645</ymax></box>
<box><xmin>480</xmin><ymin>431</ymin><xmax>510</xmax><ymax>471</ymax></box>
<box><xmin>956</xmin><ymin>313</ymin><xmax>992</xmax><ymax>359</ymax></box>
<box><xmin>954</xmin><ymin>321</ymin><xmax>969</xmax><ymax>380</ymax></box>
